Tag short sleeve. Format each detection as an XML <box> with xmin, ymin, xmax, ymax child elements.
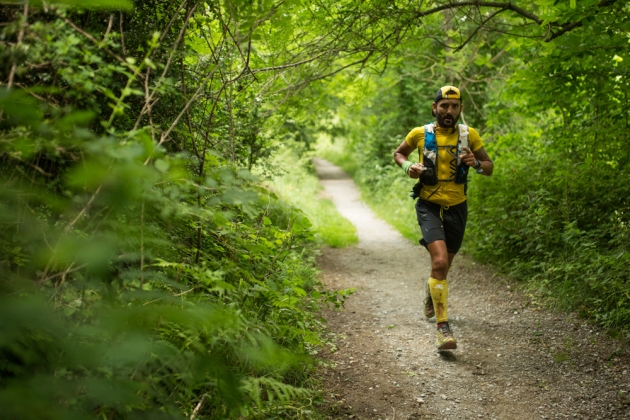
<box><xmin>468</xmin><ymin>127</ymin><xmax>484</xmax><ymax>152</ymax></box>
<box><xmin>405</xmin><ymin>127</ymin><xmax>425</xmax><ymax>150</ymax></box>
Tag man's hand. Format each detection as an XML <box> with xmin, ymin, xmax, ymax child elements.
<box><xmin>459</xmin><ymin>146</ymin><xmax>477</xmax><ymax>167</ymax></box>
<box><xmin>408</xmin><ymin>162</ymin><xmax>424</xmax><ymax>179</ymax></box>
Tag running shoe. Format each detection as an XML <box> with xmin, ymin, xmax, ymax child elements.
<box><xmin>423</xmin><ymin>279</ymin><xmax>435</xmax><ymax>318</ymax></box>
<box><xmin>436</xmin><ymin>322</ymin><xmax>457</xmax><ymax>350</ymax></box>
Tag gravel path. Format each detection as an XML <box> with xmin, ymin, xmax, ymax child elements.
<box><xmin>313</xmin><ymin>157</ymin><xmax>630</xmax><ymax>420</ymax></box>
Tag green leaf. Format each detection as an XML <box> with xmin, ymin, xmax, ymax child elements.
<box><xmin>0</xmin><ymin>88</ymin><xmax>44</xmax><ymax>125</ymax></box>
<box><xmin>154</xmin><ymin>159</ymin><xmax>170</xmax><ymax>173</ymax></box>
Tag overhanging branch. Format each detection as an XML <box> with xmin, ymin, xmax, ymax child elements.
<box><xmin>415</xmin><ymin>1</ymin><xmax>543</xmax><ymax>25</ymax></box>
<box><xmin>412</xmin><ymin>0</ymin><xmax>620</xmax><ymax>43</ymax></box>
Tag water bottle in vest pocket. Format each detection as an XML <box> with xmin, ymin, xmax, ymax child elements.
<box><xmin>420</xmin><ymin>149</ymin><xmax>438</xmax><ymax>185</ymax></box>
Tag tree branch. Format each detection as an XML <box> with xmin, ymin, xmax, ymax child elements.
<box><xmin>546</xmin><ymin>21</ymin><xmax>583</xmax><ymax>42</ymax></box>
<box><xmin>411</xmin><ymin>0</ymin><xmax>620</xmax><ymax>43</ymax></box>
<box><xmin>7</xmin><ymin>3</ymin><xmax>28</xmax><ymax>88</ymax></box>
<box><xmin>453</xmin><ymin>6</ymin><xmax>507</xmax><ymax>52</ymax></box>
<box><xmin>100</xmin><ymin>14</ymin><xmax>114</xmax><ymax>47</ymax></box>
<box><xmin>415</xmin><ymin>1</ymin><xmax>543</xmax><ymax>25</ymax></box>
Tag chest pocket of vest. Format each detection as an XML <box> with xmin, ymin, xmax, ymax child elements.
<box><xmin>420</xmin><ymin>149</ymin><xmax>438</xmax><ymax>185</ymax></box>
<box><xmin>420</xmin><ymin>125</ymin><xmax>438</xmax><ymax>185</ymax></box>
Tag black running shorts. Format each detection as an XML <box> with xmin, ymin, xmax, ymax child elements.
<box><xmin>415</xmin><ymin>199</ymin><xmax>468</xmax><ymax>254</ymax></box>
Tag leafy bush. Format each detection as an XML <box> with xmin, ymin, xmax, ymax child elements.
<box><xmin>466</xmin><ymin>147</ymin><xmax>630</xmax><ymax>332</ymax></box>
<box><xmin>0</xmin><ymin>84</ymin><xmax>340</xmax><ymax>418</ymax></box>
<box><xmin>0</xmin><ymin>1</ymin><xmax>354</xmax><ymax>418</ymax></box>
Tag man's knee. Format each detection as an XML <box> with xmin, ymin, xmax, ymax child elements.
<box><xmin>431</xmin><ymin>256</ymin><xmax>449</xmax><ymax>276</ymax></box>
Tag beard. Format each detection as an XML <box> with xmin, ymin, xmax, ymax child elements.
<box><xmin>436</xmin><ymin>112</ymin><xmax>459</xmax><ymax>128</ymax></box>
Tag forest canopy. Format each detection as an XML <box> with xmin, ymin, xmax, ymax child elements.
<box><xmin>1</xmin><ymin>0</ymin><xmax>629</xmax><ymax>418</ymax></box>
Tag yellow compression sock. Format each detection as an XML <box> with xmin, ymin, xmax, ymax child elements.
<box><xmin>428</xmin><ymin>277</ymin><xmax>449</xmax><ymax>323</ymax></box>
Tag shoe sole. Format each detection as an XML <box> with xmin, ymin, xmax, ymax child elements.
<box><xmin>437</xmin><ymin>339</ymin><xmax>457</xmax><ymax>350</ymax></box>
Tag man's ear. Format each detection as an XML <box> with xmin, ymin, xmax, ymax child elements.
<box><xmin>432</xmin><ymin>102</ymin><xmax>437</xmax><ymax>117</ymax></box>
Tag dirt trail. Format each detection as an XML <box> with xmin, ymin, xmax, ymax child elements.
<box><xmin>313</xmin><ymin>158</ymin><xmax>630</xmax><ymax>420</ymax></box>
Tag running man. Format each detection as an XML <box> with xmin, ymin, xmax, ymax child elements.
<box><xmin>393</xmin><ymin>86</ymin><xmax>493</xmax><ymax>350</ymax></box>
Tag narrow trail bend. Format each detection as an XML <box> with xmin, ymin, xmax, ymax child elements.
<box><xmin>313</xmin><ymin>158</ymin><xmax>630</xmax><ymax>420</ymax></box>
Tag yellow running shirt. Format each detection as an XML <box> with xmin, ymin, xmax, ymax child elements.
<box><xmin>405</xmin><ymin>124</ymin><xmax>483</xmax><ymax>206</ymax></box>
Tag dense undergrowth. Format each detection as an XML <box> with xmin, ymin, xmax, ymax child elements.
<box><xmin>0</xmin><ymin>1</ymin><xmax>355</xmax><ymax>418</ymax></box>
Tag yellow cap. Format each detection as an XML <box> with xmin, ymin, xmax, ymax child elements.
<box><xmin>435</xmin><ymin>86</ymin><xmax>461</xmax><ymax>102</ymax></box>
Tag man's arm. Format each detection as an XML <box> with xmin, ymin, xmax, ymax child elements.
<box><xmin>459</xmin><ymin>146</ymin><xmax>494</xmax><ymax>176</ymax></box>
<box><xmin>394</xmin><ymin>140</ymin><xmax>423</xmax><ymax>179</ymax></box>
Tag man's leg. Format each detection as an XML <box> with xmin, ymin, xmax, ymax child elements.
<box><xmin>425</xmin><ymin>247</ymin><xmax>456</xmax><ymax>317</ymax></box>
<box><xmin>427</xmin><ymin>240</ymin><xmax>457</xmax><ymax>350</ymax></box>
<box><xmin>416</xmin><ymin>199</ymin><xmax>459</xmax><ymax>332</ymax></box>
<box><xmin>427</xmin><ymin>240</ymin><xmax>449</xmax><ymax>322</ymax></box>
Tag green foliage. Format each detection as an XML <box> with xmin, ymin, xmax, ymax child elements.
<box><xmin>463</xmin><ymin>1</ymin><xmax>630</xmax><ymax>332</ymax></box>
<box><xmin>314</xmin><ymin>134</ymin><xmax>359</xmax><ymax>178</ymax></box>
<box><xmin>0</xmin><ymin>85</ymin><xmax>330</xmax><ymax>418</ymax></box>
<box><xmin>0</xmin><ymin>0</ymin><xmax>358</xmax><ymax>418</ymax></box>
<box><xmin>466</xmin><ymin>124</ymin><xmax>630</xmax><ymax>331</ymax></box>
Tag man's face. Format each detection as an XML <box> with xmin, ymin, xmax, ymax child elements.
<box><xmin>433</xmin><ymin>99</ymin><xmax>462</xmax><ymax>128</ymax></box>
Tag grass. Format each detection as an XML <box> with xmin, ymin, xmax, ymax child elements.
<box><xmin>266</xmin><ymin>145</ymin><xmax>358</xmax><ymax>248</ymax></box>
<box><xmin>313</xmin><ymin>198</ymin><xmax>359</xmax><ymax>247</ymax></box>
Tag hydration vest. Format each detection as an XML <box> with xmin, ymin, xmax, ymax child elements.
<box><xmin>419</xmin><ymin>122</ymin><xmax>470</xmax><ymax>186</ymax></box>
